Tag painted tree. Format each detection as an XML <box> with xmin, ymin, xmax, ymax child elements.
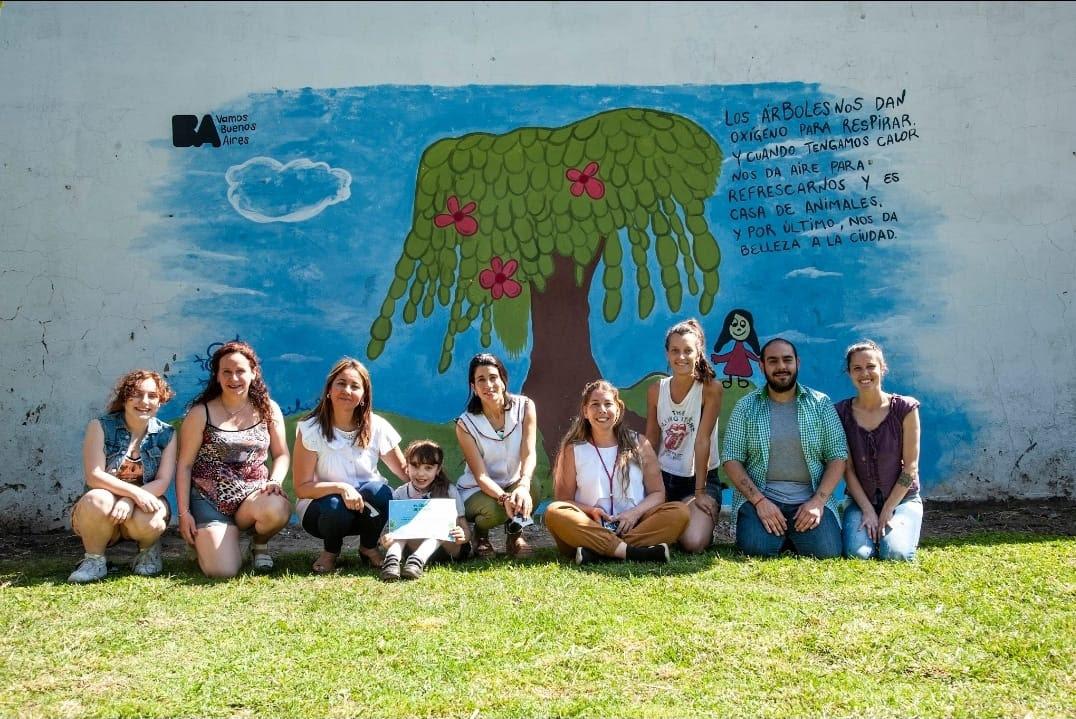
<box><xmin>368</xmin><ymin>107</ymin><xmax>722</xmax><ymax>458</ymax></box>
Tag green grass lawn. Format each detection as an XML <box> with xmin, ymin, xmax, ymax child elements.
<box><xmin>1</xmin><ymin>533</ymin><xmax>1072</xmax><ymax>718</ymax></box>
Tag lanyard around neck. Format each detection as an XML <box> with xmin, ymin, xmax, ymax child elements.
<box><xmin>590</xmin><ymin>441</ymin><xmax>617</xmax><ymax>515</ymax></box>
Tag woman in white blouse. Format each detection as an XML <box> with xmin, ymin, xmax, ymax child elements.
<box><xmin>292</xmin><ymin>358</ymin><xmax>407</xmax><ymax>573</ymax></box>
<box><xmin>546</xmin><ymin>380</ymin><xmax>689</xmax><ymax>564</ymax></box>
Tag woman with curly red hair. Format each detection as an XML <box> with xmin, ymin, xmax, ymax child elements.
<box><xmin>68</xmin><ymin>369</ymin><xmax>178</xmax><ymax>583</ymax></box>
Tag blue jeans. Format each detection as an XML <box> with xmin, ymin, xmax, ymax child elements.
<box><xmin>843</xmin><ymin>494</ymin><xmax>923</xmax><ymax>561</ymax></box>
<box><xmin>300</xmin><ymin>482</ymin><xmax>393</xmax><ymax>553</ymax></box>
<box><xmin>736</xmin><ymin>499</ymin><xmax>842</xmax><ymax>559</ymax></box>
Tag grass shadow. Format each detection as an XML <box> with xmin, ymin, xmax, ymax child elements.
<box><xmin>921</xmin><ymin>531</ymin><xmax>1074</xmax><ymax>549</ymax></box>
<box><xmin>4</xmin><ymin>530</ymin><xmax>1071</xmax><ymax>587</ymax></box>
<box><xmin>0</xmin><ymin>541</ymin><xmax>742</xmax><ymax>587</ymax></box>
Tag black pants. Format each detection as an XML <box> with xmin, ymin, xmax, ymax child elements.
<box><xmin>300</xmin><ymin>484</ymin><xmax>393</xmax><ymax>553</ymax></box>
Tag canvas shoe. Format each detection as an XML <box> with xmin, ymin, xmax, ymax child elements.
<box><xmin>379</xmin><ymin>555</ymin><xmax>401</xmax><ymax>582</ymax></box>
<box><xmin>247</xmin><ymin>543</ymin><xmax>274</xmax><ymax>571</ymax></box>
<box><xmin>574</xmin><ymin>546</ymin><xmax>600</xmax><ymax>566</ymax></box>
<box><xmin>68</xmin><ymin>553</ymin><xmax>108</xmax><ymax>583</ymax></box>
<box><xmin>625</xmin><ymin>542</ymin><xmax>670</xmax><ymax>563</ymax></box>
<box><xmin>401</xmin><ymin>554</ymin><xmax>425</xmax><ymax>580</ymax></box>
<box><xmin>131</xmin><ymin>541</ymin><xmax>163</xmax><ymax>576</ymax></box>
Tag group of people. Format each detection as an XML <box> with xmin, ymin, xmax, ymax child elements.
<box><xmin>67</xmin><ymin>320</ymin><xmax>923</xmax><ymax>583</ymax></box>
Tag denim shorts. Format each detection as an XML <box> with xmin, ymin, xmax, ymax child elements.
<box><xmin>662</xmin><ymin>468</ymin><xmax>723</xmax><ymax>504</ymax></box>
<box><xmin>189</xmin><ymin>491</ymin><xmax>235</xmax><ymax>528</ymax></box>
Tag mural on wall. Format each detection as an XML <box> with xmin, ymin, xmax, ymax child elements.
<box><xmin>367</xmin><ymin>108</ymin><xmax>722</xmax><ymax>454</ymax></box>
<box><xmin>156</xmin><ymin>84</ymin><xmax>948</xmax><ymax>497</ymax></box>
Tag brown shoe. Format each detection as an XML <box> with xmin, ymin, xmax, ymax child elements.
<box><xmin>474</xmin><ymin>535</ymin><xmax>496</xmax><ymax>558</ymax></box>
<box><xmin>506</xmin><ymin>532</ymin><xmax>533</xmax><ymax>558</ymax></box>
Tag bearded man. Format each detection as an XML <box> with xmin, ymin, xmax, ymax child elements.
<box><xmin>721</xmin><ymin>338</ymin><xmax>848</xmax><ymax>558</ymax></box>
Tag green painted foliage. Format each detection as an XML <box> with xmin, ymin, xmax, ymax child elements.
<box><xmin>367</xmin><ymin>108</ymin><xmax>723</xmax><ymax>368</ymax></box>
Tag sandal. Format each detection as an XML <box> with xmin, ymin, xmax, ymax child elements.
<box><xmin>506</xmin><ymin>532</ymin><xmax>533</xmax><ymax>558</ymax></box>
<box><xmin>359</xmin><ymin>547</ymin><xmax>384</xmax><ymax>567</ymax></box>
<box><xmin>312</xmin><ymin>551</ymin><xmax>338</xmax><ymax>574</ymax></box>
<box><xmin>380</xmin><ymin>555</ymin><xmax>401</xmax><ymax>582</ymax></box>
<box><xmin>473</xmin><ymin>535</ymin><xmax>496</xmax><ymax>558</ymax></box>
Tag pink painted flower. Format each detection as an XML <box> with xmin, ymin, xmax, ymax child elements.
<box><xmin>565</xmin><ymin>161</ymin><xmax>605</xmax><ymax>199</ymax></box>
<box><xmin>479</xmin><ymin>257</ymin><xmax>522</xmax><ymax>300</ymax></box>
<box><xmin>434</xmin><ymin>195</ymin><xmax>479</xmax><ymax>236</ymax></box>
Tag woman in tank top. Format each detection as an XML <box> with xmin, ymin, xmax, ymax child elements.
<box><xmin>546</xmin><ymin>380</ymin><xmax>689</xmax><ymax>564</ymax></box>
<box><xmin>176</xmin><ymin>341</ymin><xmax>291</xmax><ymax>578</ymax></box>
<box><xmin>67</xmin><ymin>369</ymin><xmax>178</xmax><ymax>583</ymax></box>
<box><xmin>837</xmin><ymin>340</ymin><xmax>923</xmax><ymax>561</ymax></box>
<box><xmin>645</xmin><ymin>318</ymin><xmax>724</xmax><ymax>552</ymax></box>
<box><xmin>455</xmin><ymin>353</ymin><xmax>538</xmax><ymax>558</ymax></box>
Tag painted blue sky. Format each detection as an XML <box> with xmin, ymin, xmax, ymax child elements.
<box><xmin>150</xmin><ymin>84</ymin><xmax>958</xmax><ymax>486</ymax></box>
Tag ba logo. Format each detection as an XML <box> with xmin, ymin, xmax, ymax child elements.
<box><xmin>172</xmin><ymin>114</ymin><xmax>221</xmax><ymax>148</ymax></box>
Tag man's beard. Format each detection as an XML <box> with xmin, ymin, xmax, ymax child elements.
<box><xmin>766</xmin><ymin>369</ymin><xmax>798</xmax><ymax>393</ymax></box>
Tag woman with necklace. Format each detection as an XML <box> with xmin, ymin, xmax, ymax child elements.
<box><xmin>836</xmin><ymin>340</ymin><xmax>923</xmax><ymax>560</ymax></box>
<box><xmin>545</xmin><ymin>380</ymin><xmax>689</xmax><ymax>564</ymax></box>
<box><xmin>67</xmin><ymin>369</ymin><xmax>178</xmax><ymax>583</ymax></box>
<box><xmin>292</xmin><ymin>358</ymin><xmax>406</xmax><ymax>573</ymax></box>
<box><xmin>176</xmin><ymin>341</ymin><xmax>291</xmax><ymax>578</ymax></box>
<box><xmin>455</xmin><ymin>353</ymin><xmax>539</xmax><ymax>558</ymax></box>
<box><xmin>645</xmin><ymin>318</ymin><xmax>724</xmax><ymax>553</ymax></box>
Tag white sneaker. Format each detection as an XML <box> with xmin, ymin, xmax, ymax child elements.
<box><xmin>68</xmin><ymin>554</ymin><xmax>107</xmax><ymax>583</ymax></box>
<box><xmin>247</xmin><ymin>543</ymin><xmax>273</xmax><ymax>571</ymax></box>
<box><xmin>131</xmin><ymin>541</ymin><xmax>163</xmax><ymax>576</ymax></box>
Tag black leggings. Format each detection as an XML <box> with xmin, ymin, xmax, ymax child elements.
<box><xmin>300</xmin><ymin>484</ymin><xmax>393</xmax><ymax>553</ymax></box>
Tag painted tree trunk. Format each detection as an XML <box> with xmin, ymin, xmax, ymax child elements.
<box><xmin>523</xmin><ymin>251</ymin><xmax>600</xmax><ymax>462</ymax></box>
<box><xmin>522</xmin><ymin>248</ymin><xmax>647</xmax><ymax>463</ymax></box>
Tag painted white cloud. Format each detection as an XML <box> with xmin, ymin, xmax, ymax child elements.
<box><xmin>194</xmin><ymin>282</ymin><xmax>266</xmax><ymax>298</ymax></box>
<box><xmin>769</xmin><ymin>329</ymin><xmax>835</xmax><ymax>345</ymax></box>
<box><xmin>289</xmin><ymin>263</ymin><xmax>325</xmax><ymax>282</ymax></box>
<box><xmin>225</xmin><ymin>156</ymin><xmax>351</xmax><ymax>223</ymax></box>
<box><xmin>784</xmin><ymin>266</ymin><xmax>842</xmax><ymax>279</ymax></box>
<box><xmin>277</xmin><ymin>353</ymin><xmax>323</xmax><ymax>363</ymax></box>
<box><xmin>850</xmin><ymin>314</ymin><xmax>914</xmax><ymax>336</ymax></box>
<box><xmin>181</xmin><ymin>248</ymin><xmax>246</xmax><ymax>262</ymax></box>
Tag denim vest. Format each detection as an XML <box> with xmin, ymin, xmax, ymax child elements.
<box><xmin>97</xmin><ymin>412</ymin><xmax>175</xmax><ymax>484</ymax></box>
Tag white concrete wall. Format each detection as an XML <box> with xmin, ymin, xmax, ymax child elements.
<box><xmin>1</xmin><ymin>1</ymin><xmax>1073</xmax><ymax>530</ymax></box>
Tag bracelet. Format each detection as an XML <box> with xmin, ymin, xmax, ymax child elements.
<box><xmin>497</xmin><ymin>493</ymin><xmax>510</xmax><ymax>506</ymax></box>
<box><xmin>750</xmin><ymin>495</ymin><xmax>763</xmax><ymax>506</ymax></box>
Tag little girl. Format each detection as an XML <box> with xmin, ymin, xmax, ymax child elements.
<box><xmin>380</xmin><ymin>440</ymin><xmax>471</xmax><ymax>581</ymax></box>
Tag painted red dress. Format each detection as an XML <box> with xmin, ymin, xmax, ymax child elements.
<box><xmin>711</xmin><ymin>341</ymin><xmax>759</xmax><ymax>378</ymax></box>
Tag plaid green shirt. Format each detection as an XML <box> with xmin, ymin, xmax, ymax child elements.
<box><xmin>721</xmin><ymin>383</ymin><xmax>848</xmax><ymax>529</ymax></box>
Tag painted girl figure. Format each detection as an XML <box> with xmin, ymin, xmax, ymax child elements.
<box><xmin>710</xmin><ymin>308</ymin><xmax>761</xmax><ymax>389</ymax></box>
